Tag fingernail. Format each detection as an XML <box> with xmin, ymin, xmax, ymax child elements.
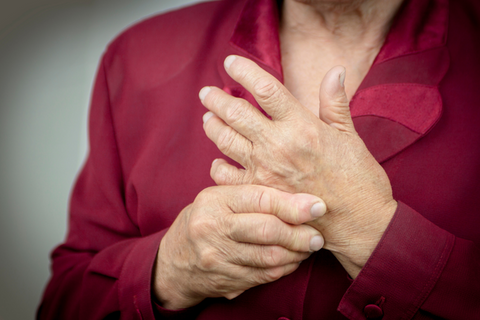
<box><xmin>224</xmin><ymin>55</ymin><xmax>237</xmax><ymax>69</ymax></box>
<box><xmin>339</xmin><ymin>69</ymin><xmax>346</xmax><ymax>88</ymax></box>
<box><xmin>203</xmin><ymin>111</ymin><xmax>214</xmax><ymax>123</ymax></box>
<box><xmin>199</xmin><ymin>87</ymin><xmax>211</xmax><ymax>102</ymax></box>
<box><xmin>310</xmin><ymin>235</ymin><xmax>324</xmax><ymax>252</ymax></box>
<box><xmin>310</xmin><ymin>202</ymin><xmax>326</xmax><ymax>218</ymax></box>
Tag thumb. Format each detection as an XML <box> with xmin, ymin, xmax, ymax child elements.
<box><xmin>210</xmin><ymin>158</ymin><xmax>246</xmax><ymax>186</ymax></box>
<box><xmin>318</xmin><ymin>66</ymin><xmax>355</xmax><ymax>133</ymax></box>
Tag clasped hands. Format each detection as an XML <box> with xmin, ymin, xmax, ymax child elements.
<box><xmin>201</xmin><ymin>55</ymin><xmax>397</xmax><ymax>271</ymax></box>
<box><xmin>154</xmin><ymin>55</ymin><xmax>397</xmax><ymax>310</ymax></box>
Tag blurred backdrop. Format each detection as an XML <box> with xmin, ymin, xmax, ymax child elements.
<box><xmin>0</xmin><ymin>0</ymin><xmax>202</xmax><ymax>318</ymax></box>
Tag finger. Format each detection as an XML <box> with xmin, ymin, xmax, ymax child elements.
<box><xmin>252</xmin><ymin>262</ymin><xmax>300</xmax><ymax>285</ymax></box>
<box><xmin>318</xmin><ymin>66</ymin><xmax>356</xmax><ymax>133</ymax></box>
<box><xmin>199</xmin><ymin>86</ymin><xmax>270</xmax><ymax>140</ymax></box>
<box><xmin>221</xmin><ymin>262</ymin><xmax>300</xmax><ymax>293</ymax></box>
<box><xmin>203</xmin><ymin>112</ymin><xmax>252</xmax><ymax>165</ymax></box>
<box><xmin>228</xmin><ymin>242</ymin><xmax>311</xmax><ymax>267</ymax></box>
<box><xmin>224</xmin><ymin>55</ymin><xmax>303</xmax><ymax>121</ymax></box>
<box><xmin>210</xmin><ymin>158</ymin><xmax>246</xmax><ymax>186</ymax></box>
<box><xmin>227</xmin><ymin>213</ymin><xmax>323</xmax><ymax>252</ymax></box>
<box><xmin>218</xmin><ymin>185</ymin><xmax>327</xmax><ymax>224</ymax></box>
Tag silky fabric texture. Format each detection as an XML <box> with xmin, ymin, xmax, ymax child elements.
<box><xmin>38</xmin><ymin>0</ymin><xmax>480</xmax><ymax>319</ymax></box>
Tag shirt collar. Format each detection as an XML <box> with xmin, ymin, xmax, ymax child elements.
<box><xmin>224</xmin><ymin>0</ymin><xmax>450</xmax><ymax>163</ymax></box>
<box><xmin>375</xmin><ymin>0</ymin><xmax>449</xmax><ymax>64</ymax></box>
<box><xmin>228</xmin><ymin>0</ymin><xmax>283</xmax><ymax>80</ymax></box>
<box><xmin>228</xmin><ymin>0</ymin><xmax>449</xmax><ymax>80</ymax></box>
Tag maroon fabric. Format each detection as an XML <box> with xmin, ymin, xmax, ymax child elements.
<box><xmin>230</xmin><ymin>0</ymin><xmax>282</xmax><ymax>77</ymax></box>
<box><xmin>38</xmin><ymin>0</ymin><xmax>480</xmax><ymax>319</ymax></box>
<box><xmin>351</xmin><ymin>84</ymin><xmax>443</xmax><ymax>162</ymax></box>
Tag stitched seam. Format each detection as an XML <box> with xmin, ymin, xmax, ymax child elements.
<box><xmin>352</xmin><ymin>114</ymin><xmax>424</xmax><ymax>135</ymax></box>
<box><xmin>375</xmin><ymin>44</ymin><xmax>446</xmax><ymax>65</ymax></box>
<box><xmin>351</xmin><ymin>84</ymin><xmax>442</xmax><ymax>134</ymax></box>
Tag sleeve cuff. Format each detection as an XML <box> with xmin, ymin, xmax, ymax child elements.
<box><xmin>153</xmin><ymin>300</ymin><xmax>205</xmax><ymax>319</ymax></box>
<box><xmin>338</xmin><ymin>201</ymin><xmax>455</xmax><ymax>319</ymax></box>
<box><xmin>117</xmin><ymin>229</ymin><xmax>168</xmax><ymax>320</ymax></box>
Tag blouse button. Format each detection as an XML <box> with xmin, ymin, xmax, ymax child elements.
<box><xmin>364</xmin><ymin>304</ymin><xmax>384</xmax><ymax>319</ymax></box>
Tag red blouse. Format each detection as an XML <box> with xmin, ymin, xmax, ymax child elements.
<box><xmin>38</xmin><ymin>0</ymin><xmax>480</xmax><ymax>319</ymax></box>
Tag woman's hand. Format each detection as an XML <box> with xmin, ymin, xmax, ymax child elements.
<box><xmin>154</xmin><ymin>185</ymin><xmax>326</xmax><ymax>310</ymax></box>
<box><xmin>200</xmin><ymin>55</ymin><xmax>397</xmax><ymax>277</ymax></box>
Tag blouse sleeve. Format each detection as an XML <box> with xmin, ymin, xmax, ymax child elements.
<box><xmin>37</xmin><ymin>53</ymin><xmax>170</xmax><ymax>320</ymax></box>
<box><xmin>337</xmin><ymin>201</ymin><xmax>480</xmax><ymax>319</ymax></box>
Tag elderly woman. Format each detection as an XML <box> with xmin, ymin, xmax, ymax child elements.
<box><xmin>39</xmin><ymin>0</ymin><xmax>480</xmax><ymax>319</ymax></box>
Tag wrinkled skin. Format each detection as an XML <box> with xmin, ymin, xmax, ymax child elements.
<box><xmin>201</xmin><ymin>55</ymin><xmax>397</xmax><ymax>277</ymax></box>
<box><xmin>154</xmin><ymin>184</ymin><xmax>326</xmax><ymax>309</ymax></box>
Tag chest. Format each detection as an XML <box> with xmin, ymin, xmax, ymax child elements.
<box><xmin>280</xmin><ymin>36</ymin><xmax>382</xmax><ymax>114</ymax></box>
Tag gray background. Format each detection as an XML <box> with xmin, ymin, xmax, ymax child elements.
<box><xmin>0</xmin><ymin>0</ymin><xmax>202</xmax><ymax>318</ymax></box>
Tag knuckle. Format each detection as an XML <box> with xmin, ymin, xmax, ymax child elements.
<box><xmin>196</xmin><ymin>186</ymin><xmax>217</xmax><ymax>202</ymax></box>
<box><xmin>284</xmin><ymin>229</ymin><xmax>304</xmax><ymax>252</ymax></box>
<box><xmin>197</xmin><ymin>247</ymin><xmax>217</xmax><ymax>270</ymax></box>
<box><xmin>286</xmin><ymin>227</ymin><xmax>304</xmax><ymax>251</ymax></box>
<box><xmin>257</xmin><ymin>188</ymin><xmax>272</xmax><ymax>213</ymax></box>
<box><xmin>212</xmin><ymin>164</ymin><xmax>230</xmax><ymax>185</ymax></box>
<box><xmin>259</xmin><ymin>218</ymin><xmax>275</xmax><ymax>243</ymax></box>
<box><xmin>253</xmin><ymin>77</ymin><xmax>279</xmax><ymax>102</ymax></box>
<box><xmin>216</xmin><ymin>129</ymin><xmax>236</xmax><ymax>154</ymax></box>
<box><xmin>221</xmin><ymin>214</ymin><xmax>236</xmax><ymax>237</ymax></box>
<box><xmin>189</xmin><ymin>215</ymin><xmax>214</xmax><ymax>239</ymax></box>
<box><xmin>262</xmin><ymin>266</ymin><xmax>284</xmax><ymax>282</ymax></box>
<box><xmin>225</xmin><ymin>100</ymin><xmax>248</xmax><ymax>125</ymax></box>
<box><xmin>281</xmin><ymin>195</ymin><xmax>303</xmax><ymax>225</ymax></box>
<box><xmin>262</xmin><ymin>246</ymin><xmax>285</xmax><ymax>267</ymax></box>
<box><xmin>289</xmin><ymin>211</ymin><xmax>302</xmax><ymax>225</ymax></box>
<box><xmin>290</xmin><ymin>127</ymin><xmax>319</xmax><ymax>153</ymax></box>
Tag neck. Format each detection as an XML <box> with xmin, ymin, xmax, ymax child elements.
<box><xmin>280</xmin><ymin>0</ymin><xmax>404</xmax><ymax>49</ymax></box>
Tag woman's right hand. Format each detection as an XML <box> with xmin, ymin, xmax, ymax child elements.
<box><xmin>153</xmin><ymin>184</ymin><xmax>326</xmax><ymax>310</ymax></box>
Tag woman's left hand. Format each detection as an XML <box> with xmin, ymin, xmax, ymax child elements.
<box><xmin>200</xmin><ymin>55</ymin><xmax>397</xmax><ymax>277</ymax></box>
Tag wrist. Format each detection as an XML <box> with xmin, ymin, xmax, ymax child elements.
<box><xmin>328</xmin><ymin>199</ymin><xmax>397</xmax><ymax>278</ymax></box>
<box><xmin>153</xmin><ymin>233</ymin><xmax>203</xmax><ymax>310</ymax></box>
